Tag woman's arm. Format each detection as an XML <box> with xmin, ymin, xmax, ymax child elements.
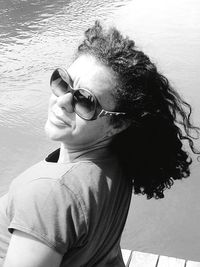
<box><xmin>3</xmin><ymin>230</ymin><xmax>62</xmax><ymax>267</ymax></box>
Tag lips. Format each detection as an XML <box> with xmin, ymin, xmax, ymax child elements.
<box><xmin>49</xmin><ymin>109</ymin><xmax>71</xmax><ymax>127</ymax></box>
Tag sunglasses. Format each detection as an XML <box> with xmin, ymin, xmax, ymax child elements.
<box><xmin>50</xmin><ymin>68</ymin><xmax>126</xmax><ymax>121</ymax></box>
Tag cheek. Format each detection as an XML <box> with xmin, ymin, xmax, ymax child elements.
<box><xmin>46</xmin><ymin>95</ymin><xmax>56</xmax><ymax>118</ymax></box>
<box><xmin>48</xmin><ymin>94</ymin><xmax>56</xmax><ymax>108</ymax></box>
<box><xmin>79</xmin><ymin>117</ymin><xmax>112</xmax><ymax>139</ymax></box>
<box><xmin>72</xmin><ymin>116</ymin><xmax>102</xmax><ymax>136</ymax></box>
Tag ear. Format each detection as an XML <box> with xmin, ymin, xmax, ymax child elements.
<box><xmin>106</xmin><ymin>120</ymin><xmax>131</xmax><ymax>138</ymax></box>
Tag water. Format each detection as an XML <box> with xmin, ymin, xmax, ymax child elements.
<box><xmin>1</xmin><ymin>0</ymin><xmax>200</xmax><ymax>262</ymax></box>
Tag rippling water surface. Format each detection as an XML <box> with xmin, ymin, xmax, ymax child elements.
<box><xmin>1</xmin><ymin>0</ymin><xmax>200</xmax><ymax>261</ymax></box>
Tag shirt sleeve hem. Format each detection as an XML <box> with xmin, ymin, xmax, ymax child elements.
<box><xmin>8</xmin><ymin>223</ymin><xmax>65</xmax><ymax>254</ymax></box>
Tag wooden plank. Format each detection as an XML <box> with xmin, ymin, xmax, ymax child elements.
<box><xmin>157</xmin><ymin>255</ymin><xmax>185</xmax><ymax>267</ymax></box>
<box><xmin>129</xmin><ymin>251</ymin><xmax>158</xmax><ymax>267</ymax></box>
<box><xmin>121</xmin><ymin>249</ymin><xmax>132</xmax><ymax>266</ymax></box>
<box><xmin>121</xmin><ymin>248</ymin><xmax>200</xmax><ymax>267</ymax></box>
<box><xmin>186</xmin><ymin>260</ymin><xmax>200</xmax><ymax>267</ymax></box>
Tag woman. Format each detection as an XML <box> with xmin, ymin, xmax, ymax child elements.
<box><xmin>0</xmin><ymin>21</ymin><xmax>199</xmax><ymax>266</ymax></box>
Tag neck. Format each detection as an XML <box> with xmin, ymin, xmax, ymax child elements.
<box><xmin>58</xmin><ymin>138</ymin><xmax>112</xmax><ymax>163</ymax></box>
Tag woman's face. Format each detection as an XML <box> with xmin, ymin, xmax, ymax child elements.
<box><xmin>45</xmin><ymin>54</ymin><xmax>120</xmax><ymax>150</ymax></box>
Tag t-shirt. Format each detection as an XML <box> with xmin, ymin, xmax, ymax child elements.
<box><xmin>0</xmin><ymin>148</ymin><xmax>132</xmax><ymax>266</ymax></box>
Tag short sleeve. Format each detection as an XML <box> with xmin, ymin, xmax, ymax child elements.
<box><xmin>6</xmin><ymin>178</ymin><xmax>87</xmax><ymax>254</ymax></box>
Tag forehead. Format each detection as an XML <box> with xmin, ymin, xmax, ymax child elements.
<box><xmin>67</xmin><ymin>54</ymin><xmax>117</xmax><ymax>109</ymax></box>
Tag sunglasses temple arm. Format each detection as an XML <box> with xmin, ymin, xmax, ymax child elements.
<box><xmin>98</xmin><ymin>109</ymin><xmax>126</xmax><ymax>118</ymax></box>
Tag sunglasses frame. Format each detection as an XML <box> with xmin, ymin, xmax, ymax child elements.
<box><xmin>50</xmin><ymin>67</ymin><xmax>126</xmax><ymax>121</ymax></box>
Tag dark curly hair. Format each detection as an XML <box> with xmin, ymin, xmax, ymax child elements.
<box><xmin>77</xmin><ymin>21</ymin><xmax>200</xmax><ymax>199</ymax></box>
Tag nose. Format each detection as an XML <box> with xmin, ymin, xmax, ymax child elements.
<box><xmin>56</xmin><ymin>92</ymin><xmax>74</xmax><ymax>113</ymax></box>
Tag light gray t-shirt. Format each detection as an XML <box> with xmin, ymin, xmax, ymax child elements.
<box><xmin>0</xmin><ymin>149</ymin><xmax>132</xmax><ymax>266</ymax></box>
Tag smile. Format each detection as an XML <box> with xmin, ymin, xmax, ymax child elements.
<box><xmin>49</xmin><ymin>112</ymin><xmax>71</xmax><ymax>127</ymax></box>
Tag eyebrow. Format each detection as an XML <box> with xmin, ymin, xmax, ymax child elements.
<box><xmin>70</xmin><ymin>73</ymin><xmax>92</xmax><ymax>93</ymax></box>
<box><xmin>66</xmin><ymin>69</ymin><xmax>108</xmax><ymax>109</ymax></box>
<box><xmin>67</xmin><ymin>72</ymin><xmax>88</xmax><ymax>92</ymax></box>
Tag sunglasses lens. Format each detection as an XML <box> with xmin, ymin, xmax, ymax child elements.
<box><xmin>74</xmin><ymin>89</ymin><xmax>96</xmax><ymax>120</ymax></box>
<box><xmin>50</xmin><ymin>69</ymin><xmax>97</xmax><ymax>120</ymax></box>
<box><xmin>50</xmin><ymin>69</ymin><xmax>70</xmax><ymax>96</ymax></box>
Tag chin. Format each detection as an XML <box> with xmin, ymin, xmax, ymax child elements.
<box><xmin>44</xmin><ymin>120</ymin><xmax>66</xmax><ymax>142</ymax></box>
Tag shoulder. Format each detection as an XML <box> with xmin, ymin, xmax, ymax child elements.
<box><xmin>7</xmin><ymin>160</ymin><xmax>89</xmax><ymax>213</ymax></box>
<box><xmin>9</xmin><ymin>159</ymin><xmax>76</xmax><ymax>192</ymax></box>
<box><xmin>7</xmin><ymin>159</ymin><xmax>91</xmax><ymax>227</ymax></box>
<box><xmin>59</xmin><ymin>161</ymin><xmax>107</xmax><ymax>195</ymax></box>
<box><xmin>58</xmin><ymin>159</ymin><xmax>125</xmax><ymax>220</ymax></box>
<box><xmin>7</xmin><ymin>163</ymin><xmax>88</xmax><ymax>253</ymax></box>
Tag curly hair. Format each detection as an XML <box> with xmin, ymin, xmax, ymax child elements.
<box><xmin>77</xmin><ymin>21</ymin><xmax>200</xmax><ymax>199</ymax></box>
